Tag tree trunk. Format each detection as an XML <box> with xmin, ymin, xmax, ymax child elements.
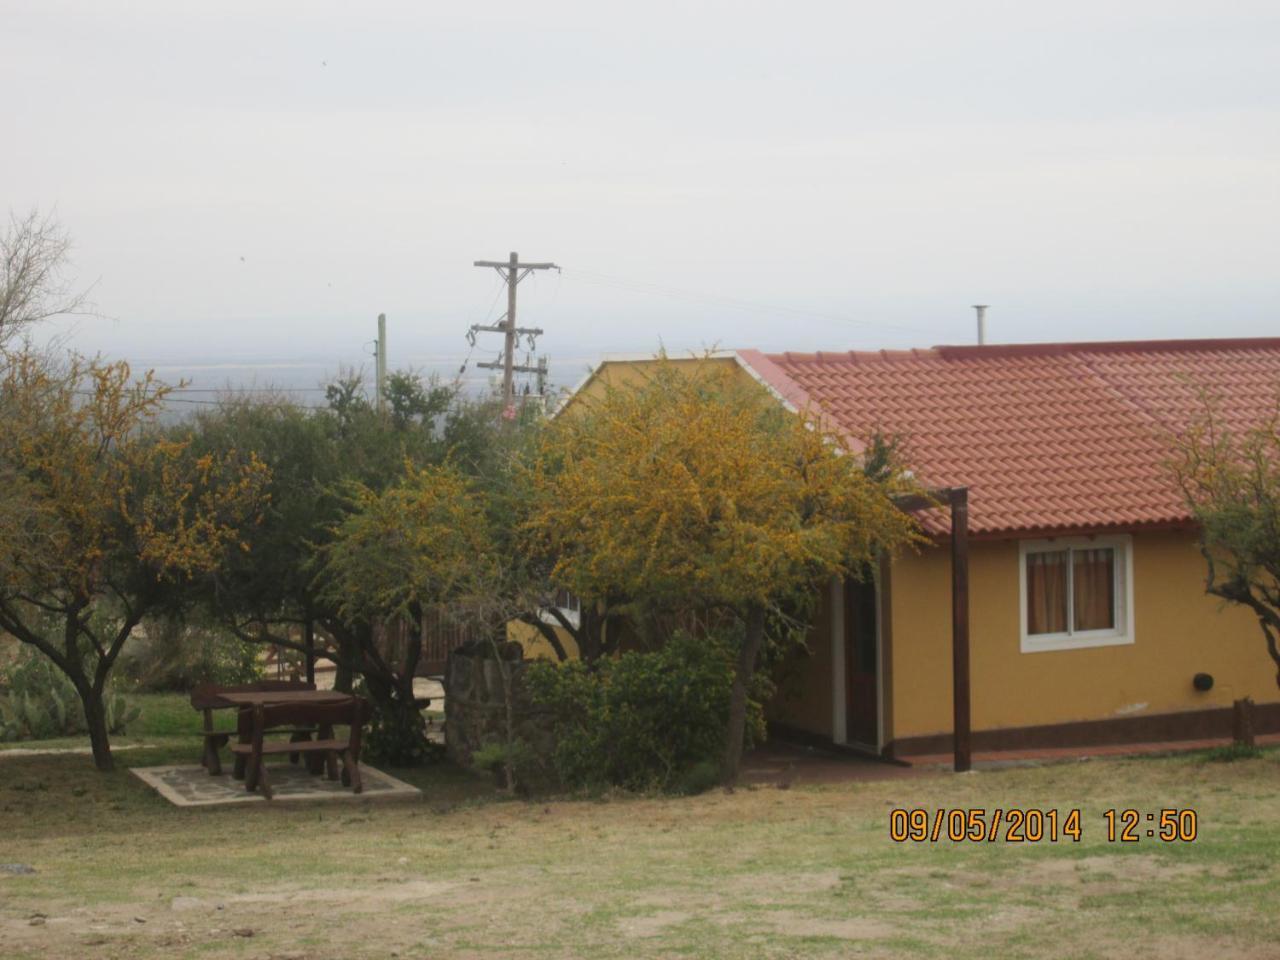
<box><xmin>333</xmin><ymin>658</ymin><xmax>354</xmax><ymax>693</ymax></box>
<box><xmin>324</xmin><ymin>619</ymin><xmax>428</xmax><ymax>764</ymax></box>
<box><xmin>578</xmin><ymin>605</ymin><xmax>601</xmax><ymax>663</ymax></box>
<box><xmin>303</xmin><ymin>617</ymin><xmax>316</xmax><ymax>686</ymax></box>
<box><xmin>79</xmin><ymin>683</ymin><xmax>114</xmax><ymax>772</ymax></box>
<box><xmin>359</xmin><ymin>658</ymin><xmax>428</xmax><ymax>765</ymax></box>
<box><xmin>491</xmin><ymin>640</ymin><xmax>519</xmax><ymax>793</ymax></box>
<box><xmin>328</xmin><ymin>627</ymin><xmax>358</xmax><ymax>693</ymax></box>
<box><xmin>721</xmin><ymin>604</ymin><xmax>766</xmax><ymax>785</ymax></box>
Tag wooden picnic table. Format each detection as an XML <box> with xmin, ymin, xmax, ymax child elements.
<box><xmin>212</xmin><ymin>690</ymin><xmax>355</xmax><ymax>708</ymax></box>
<box><xmin>232</xmin><ymin>698</ymin><xmax>370</xmax><ymax>798</ymax></box>
<box><xmin>206</xmin><ymin>690</ymin><xmax>358</xmax><ymax>778</ymax></box>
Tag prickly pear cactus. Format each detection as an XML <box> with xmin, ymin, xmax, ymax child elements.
<box><xmin>104</xmin><ymin>693</ymin><xmax>141</xmax><ymax>734</ymax></box>
<box><xmin>0</xmin><ymin>698</ymin><xmax>24</xmax><ymax>741</ymax></box>
<box><xmin>0</xmin><ymin>647</ymin><xmax>139</xmax><ymax>741</ymax></box>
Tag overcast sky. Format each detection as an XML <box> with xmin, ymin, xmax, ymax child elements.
<box><xmin>4</xmin><ymin>1</ymin><xmax>1278</xmax><ymax>391</ymax></box>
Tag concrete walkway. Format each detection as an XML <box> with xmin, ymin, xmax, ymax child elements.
<box><xmin>0</xmin><ymin>744</ymin><xmax>149</xmax><ymax>760</ymax></box>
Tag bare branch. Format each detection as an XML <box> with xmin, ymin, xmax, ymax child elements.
<box><xmin>0</xmin><ymin>209</ymin><xmax>95</xmax><ymax>345</ymax></box>
<box><xmin>226</xmin><ymin>618</ymin><xmax>312</xmax><ymax>656</ymax></box>
<box><xmin>517</xmin><ymin>611</ymin><xmax>570</xmax><ymax>662</ymax></box>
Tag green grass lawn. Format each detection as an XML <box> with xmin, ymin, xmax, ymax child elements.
<box><xmin>2</xmin><ymin>722</ymin><xmax>1279</xmax><ymax>959</ymax></box>
<box><xmin>0</xmin><ymin>692</ymin><xmax>206</xmax><ymax>755</ymax></box>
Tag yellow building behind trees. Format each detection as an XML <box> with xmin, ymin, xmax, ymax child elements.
<box><xmin>540</xmin><ymin>339</ymin><xmax>1280</xmax><ymax>758</ymax></box>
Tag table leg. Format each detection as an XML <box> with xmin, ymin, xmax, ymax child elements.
<box><xmin>207</xmin><ymin>737</ymin><xmax>223</xmax><ymax>776</ymax></box>
<box><xmin>322</xmin><ymin>723</ymin><xmax>338</xmax><ymax>781</ymax></box>
<box><xmin>200</xmin><ymin>709</ymin><xmax>214</xmax><ymax>773</ymax></box>
<box><xmin>233</xmin><ymin>707</ymin><xmax>251</xmax><ymax>780</ymax></box>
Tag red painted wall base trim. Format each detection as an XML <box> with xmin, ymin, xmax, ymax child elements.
<box><xmin>886</xmin><ymin>702</ymin><xmax>1280</xmax><ymax>758</ymax></box>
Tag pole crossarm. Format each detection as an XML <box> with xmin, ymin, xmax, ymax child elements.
<box><xmin>473</xmin><ymin>260</ymin><xmax>558</xmax><ymax>270</ymax></box>
<box><xmin>468</xmin><ymin>323</ymin><xmax>543</xmax><ymax>336</ymax></box>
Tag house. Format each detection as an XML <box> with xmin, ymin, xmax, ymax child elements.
<box><xmin>550</xmin><ymin>337</ymin><xmax>1280</xmax><ymax>759</ymax></box>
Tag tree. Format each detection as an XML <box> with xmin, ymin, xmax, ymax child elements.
<box><xmin>1</xmin><ymin>210</ymin><xmax>91</xmax><ymax>345</ymax></box>
<box><xmin>313</xmin><ymin>462</ymin><xmax>496</xmax><ymax>762</ymax></box>
<box><xmin>1171</xmin><ymin>396</ymin><xmax>1280</xmax><ymax>688</ymax></box>
<box><xmin>323</xmin><ymin>369</ymin><xmax>370</xmax><ymax>428</ymax></box>
<box><xmin>186</xmin><ymin>396</ymin><xmax>341</xmax><ymax>673</ymax></box>
<box><xmin>0</xmin><ymin>347</ymin><xmax>269</xmax><ymax>770</ymax></box>
<box><xmin>523</xmin><ymin>357</ymin><xmax>921</xmax><ymax>782</ymax></box>
<box><xmin>384</xmin><ymin>370</ymin><xmax>452</xmax><ymax>430</ymax></box>
<box><xmin>186</xmin><ymin>380</ymin><xmax>510</xmax><ymax>762</ymax></box>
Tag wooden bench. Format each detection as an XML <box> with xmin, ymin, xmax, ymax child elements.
<box><xmin>231</xmin><ymin>698</ymin><xmax>370</xmax><ymax>800</ymax></box>
<box><xmin>190</xmin><ymin>680</ymin><xmax>317</xmax><ymax>776</ymax></box>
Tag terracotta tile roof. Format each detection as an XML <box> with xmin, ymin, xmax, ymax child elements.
<box><xmin>738</xmin><ymin>338</ymin><xmax>1280</xmax><ymax>537</ymax></box>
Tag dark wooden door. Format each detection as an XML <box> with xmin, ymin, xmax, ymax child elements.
<box><xmin>845</xmin><ymin>573</ymin><xmax>879</xmax><ymax>747</ymax></box>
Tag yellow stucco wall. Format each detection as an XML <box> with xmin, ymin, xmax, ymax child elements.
<box><xmin>507</xmin><ymin>619</ymin><xmax>580</xmax><ymax>661</ymax></box>
<box><xmin>558</xmin><ymin>354</ymin><xmax>748</xmax><ymax>413</ymax></box>
<box><xmin>889</xmin><ymin>529</ymin><xmax>1279</xmax><ymax>740</ymax></box>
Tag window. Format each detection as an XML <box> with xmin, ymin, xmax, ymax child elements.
<box><xmin>1019</xmin><ymin>536</ymin><xmax>1133</xmax><ymax>652</ymax></box>
<box><xmin>540</xmin><ymin>588</ymin><xmax>581</xmax><ymax>628</ymax></box>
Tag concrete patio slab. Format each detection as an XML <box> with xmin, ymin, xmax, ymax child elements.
<box><xmin>131</xmin><ymin>763</ymin><xmax>420</xmax><ymax>807</ymax></box>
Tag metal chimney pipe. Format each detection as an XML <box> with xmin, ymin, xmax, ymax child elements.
<box><xmin>973</xmin><ymin>305</ymin><xmax>988</xmax><ymax>345</ymax></box>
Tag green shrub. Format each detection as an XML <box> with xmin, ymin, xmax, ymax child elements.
<box><xmin>117</xmin><ymin>618</ymin><xmax>262</xmax><ymax>692</ymax></box>
<box><xmin>472</xmin><ymin>738</ymin><xmax>539</xmax><ymax>790</ymax></box>
<box><xmin>674</xmin><ymin>758</ymin><xmax>723</xmax><ymax>796</ymax></box>
<box><xmin>0</xmin><ymin>648</ymin><xmax>140</xmax><ymax>742</ymax></box>
<box><xmin>526</xmin><ymin>630</ymin><xmax>733</xmax><ymax>792</ymax></box>
<box><xmin>350</xmin><ymin>679</ymin><xmax>442</xmax><ymax>767</ymax></box>
<box><xmin>1206</xmin><ymin>742</ymin><xmax>1264</xmax><ymax>762</ymax></box>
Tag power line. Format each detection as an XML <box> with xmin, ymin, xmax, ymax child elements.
<box><xmin>160</xmin><ymin>397</ymin><xmax>325</xmax><ymax>408</ymax></box>
<box><xmin>163</xmin><ymin>387</ymin><xmax>330</xmax><ymax>394</ymax></box>
<box><xmin>452</xmin><ymin>270</ymin><xmax>507</xmax><ymax>390</ymax></box>
<box><xmin>70</xmin><ymin>391</ymin><xmax>330</xmax><ymax>409</ymax></box>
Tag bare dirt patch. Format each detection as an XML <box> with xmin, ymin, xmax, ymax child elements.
<box><xmin>765</xmin><ymin>914</ymin><xmax>897</xmax><ymax>940</ymax></box>
<box><xmin>617</xmin><ymin>910</ymin><xmax>693</xmax><ymax>937</ymax></box>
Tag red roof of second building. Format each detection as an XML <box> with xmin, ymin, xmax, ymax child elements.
<box><xmin>739</xmin><ymin>338</ymin><xmax>1280</xmax><ymax>537</ymax></box>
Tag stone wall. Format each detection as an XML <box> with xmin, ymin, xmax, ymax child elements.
<box><xmin>444</xmin><ymin>642</ymin><xmax>554</xmax><ymax>768</ymax></box>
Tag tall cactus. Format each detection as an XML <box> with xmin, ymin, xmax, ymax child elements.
<box><xmin>0</xmin><ymin>648</ymin><xmax>140</xmax><ymax>742</ymax></box>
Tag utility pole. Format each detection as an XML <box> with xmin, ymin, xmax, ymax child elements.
<box><xmin>470</xmin><ymin>252</ymin><xmax>558</xmax><ymax>413</ymax></box>
<box><xmin>375</xmin><ymin>313</ymin><xmax>388</xmax><ymax>411</ymax></box>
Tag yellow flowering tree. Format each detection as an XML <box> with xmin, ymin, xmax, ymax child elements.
<box><xmin>0</xmin><ymin>347</ymin><xmax>270</xmax><ymax>770</ymax></box>
<box><xmin>524</xmin><ymin>357</ymin><xmax>921</xmax><ymax>781</ymax></box>
<box><xmin>313</xmin><ymin>462</ymin><xmax>496</xmax><ymax>762</ymax></box>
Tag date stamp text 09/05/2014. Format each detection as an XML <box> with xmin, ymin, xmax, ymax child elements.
<box><xmin>888</xmin><ymin>808</ymin><xmax>1199</xmax><ymax>844</ymax></box>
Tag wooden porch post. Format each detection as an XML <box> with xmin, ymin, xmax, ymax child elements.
<box><xmin>950</xmin><ymin>487</ymin><xmax>972</xmax><ymax>772</ymax></box>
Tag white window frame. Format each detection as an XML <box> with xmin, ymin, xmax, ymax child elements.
<box><xmin>1018</xmin><ymin>534</ymin><xmax>1134</xmax><ymax>653</ymax></box>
